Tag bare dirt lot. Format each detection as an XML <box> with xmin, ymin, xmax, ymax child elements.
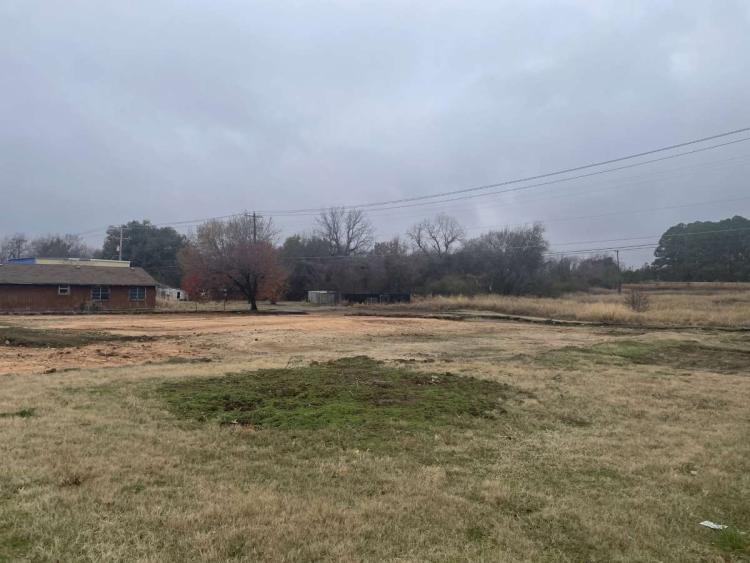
<box><xmin>1</xmin><ymin>311</ymin><xmax>748</xmax><ymax>561</ymax></box>
<box><xmin>1</xmin><ymin>312</ymin><xmax>614</xmax><ymax>376</ymax></box>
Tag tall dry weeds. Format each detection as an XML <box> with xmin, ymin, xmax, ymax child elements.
<box><xmin>400</xmin><ymin>290</ymin><xmax>750</xmax><ymax>327</ymax></box>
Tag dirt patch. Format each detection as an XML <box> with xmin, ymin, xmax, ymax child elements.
<box><xmin>0</xmin><ymin>312</ymin><xmax>621</xmax><ymax>376</ymax></box>
<box><xmin>0</xmin><ymin>338</ymin><xmax>201</xmax><ymax>375</ymax></box>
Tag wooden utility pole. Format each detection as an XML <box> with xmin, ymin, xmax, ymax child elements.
<box><xmin>615</xmin><ymin>249</ymin><xmax>622</xmax><ymax>294</ymax></box>
<box><xmin>252</xmin><ymin>212</ymin><xmax>257</xmax><ymax>243</ymax></box>
<box><xmin>118</xmin><ymin>226</ymin><xmax>124</xmax><ymax>261</ymax></box>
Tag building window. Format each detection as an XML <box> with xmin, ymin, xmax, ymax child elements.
<box><xmin>91</xmin><ymin>286</ymin><xmax>110</xmax><ymax>301</ymax></box>
<box><xmin>128</xmin><ymin>287</ymin><xmax>146</xmax><ymax>301</ymax></box>
<box><xmin>58</xmin><ymin>285</ymin><xmax>70</xmax><ymax>296</ymax></box>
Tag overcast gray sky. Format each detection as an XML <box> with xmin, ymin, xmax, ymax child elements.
<box><xmin>1</xmin><ymin>0</ymin><xmax>749</xmax><ymax>264</ymax></box>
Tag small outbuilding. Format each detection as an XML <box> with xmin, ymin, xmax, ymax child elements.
<box><xmin>0</xmin><ymin>259</ymin><xmax>159</xmax><ymax>313</ymax></box>
<box><xmin>307</xmin><ymin>290</ymin><xmax>340</xmax><ymax>305</ymax></box>
<box><xmin>158</xmin><ymin>286</ymin><xmax>189</xmax><ymax>302</ymax></box>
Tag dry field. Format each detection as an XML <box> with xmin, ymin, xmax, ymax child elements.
<box><xmin>1</xmin><ymin>310</ymin><xmax>749</xmax><ymax>561</ymax></box>
<box><xmin>159</xmin><ymin>287</ymin><xmax>750</xmax><ymax>328</ymax></box>
<box><xmin>391</xmin><ymin>290</ymin><xmax>750</xmax><ymax>328</ymax></box>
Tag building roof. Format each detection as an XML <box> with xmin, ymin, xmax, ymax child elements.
<box><xmin>0</xmin><ymin>264</ymin><xmax>158</xmax><ymax>287</ymax></box>
<box><xmin>9</xmin><ymin>257</ymin><xmax>131</xmax><ymax>268</ymax></box>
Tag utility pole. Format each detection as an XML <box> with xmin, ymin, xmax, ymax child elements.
<box><xmin>615</xmin><ymin>249</ymin><xmax>622</xmax><ymax>294</ymax></box>
<box><xmin>118</xmin><ymin>226</ymin><xmax>124</xmax><ymax>261</ymax></box>
<box><xmin>252</xmin><ymin>212</ymin><xmax>257</xmax><ymax>244</ymax></box>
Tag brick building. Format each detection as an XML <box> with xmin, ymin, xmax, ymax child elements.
<box><xmin>0</xmin><ymin>259</ymin><xmax>158</xmax><ymax>313</ymax></box>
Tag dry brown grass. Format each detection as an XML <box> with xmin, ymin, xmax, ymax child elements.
<box><xmin>155</xmin><ymin>299</ymin><xmax>312</xmax><ymax>313</ymax></box>
<box><xmin>396</xmin><ymin>290</ymin><xmax>750</xmax><ymax>327</ymax></box>
<box><xmin>154</xmin><ymin>287</ymin><xmax>750</xmax><ymax>328</ymax></box>
<box><xmin>156</xmin><ymin>298</ymin><xmax>240</xmax><ymax>312</ymax></box>
<box><xmin>1</xmin><ymin>313</ymin><xmax>748</xmax><ymax>561</ymax></box>
<box><xmin>623</xmin><ymin>281</ymin><xmax>750</xmax><ymax>292</ymax></box>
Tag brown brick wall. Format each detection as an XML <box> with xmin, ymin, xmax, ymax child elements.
<box><xmin>0</xmin><ymin>285</ymin><xmax>156</xmax><ymax>312</ymax></box>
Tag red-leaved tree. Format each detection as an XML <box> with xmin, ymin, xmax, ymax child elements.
<box><xmin>179</xmin><ymin>216</ymin><xmax>286</xmax><ymax>311</ymax></box>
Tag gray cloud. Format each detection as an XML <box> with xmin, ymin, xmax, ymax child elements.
<box><xmin>1</xmin><ymin>0</ymin><xmax>749</xmax><ymax>264</ymax></box>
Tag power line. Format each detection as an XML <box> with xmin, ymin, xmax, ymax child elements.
<box><xmin>144</xmin><ymin>224</ymin><xmax>750</xmax><ymax>271</ymax></box>
<box><xmin>309</xmin><ymin>152</ymin><xmax>750</xmax><ymax>220</ymax></box>
<box><xmin>75</xmin><ymin>190</ymin><xmax>750</xmax><ymax>254</ymax></box>
<box><xmin>274</xmin><ymin>226</ymin><xmax>750</xmax><ymax>262</ymax></box>
<box><xmin>232</xmin><ymin>152</ymin><xmax>750</xmax><ymax>228</ymax></box>
<box><xmin>73</xmin><ymin>127</ymin><xmax>750</xmax><ymax>236</ymax></box>
<box><xmin>543</xmin><ymin>226</ymin><xmax>750</xmax><ymax>249</ymax></box>
<box><xmin>463</xmin><ymin>194</ymin><xmax>750</xmax><ymax>232</ymax></box>
<box><xmin>545</xmin><ymin>244</ymin><xmax>657</xmax><ymax>257</ymax></box>
<box><xmin>258</xmin><ymin>129</ymin><xmax>750</xmax><ymax>215</ymax></box>
<box><xmin>74</xmin><ymin>213</ymin><xmax>245</xmax><ymax>238</ymax></box>
<box><xmin>76</xmin><ymin>150</ymin><xmax>750</xmax><ymax>245</ymax></box>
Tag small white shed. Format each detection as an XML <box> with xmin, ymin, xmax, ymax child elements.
<box><xmin>158</xmin><ymin>287</ymin><xmax>189</xmax><ymax>301</ymax></box>
<box><xmin>307</xmin><ymin>291</ymin><xmax>339</xmax><ymax>305</ymax></box>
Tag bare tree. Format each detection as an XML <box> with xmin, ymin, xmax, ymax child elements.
<box><xmin>371</xmin><ymin>236</ymin><xmax>410</xmax><ymax>257</ymax></box>
<box><xmin>234</xmin><ymin>213</ymin><xmax>280</xmax><ymax>245</ymax></box>
<box><xmin>0</xmin><ymin>233</ymin><xmax>29</xmax><ymax>262</ymax></box>
<box><xmin>179</xmin><ymin>215</ymin><xmax>286</xmax><ymax>311</ymax></box>
<box><xmin>460</xmin><ymin>223</ymin><xmax>547</xmax><ymax>294</ymax></box>
<box><xmin>29</xmin><ymin>234</ymin><xmax>93</xmax><ymax>258</ymax></box>
<box><xmin>407</xmin><ymin>213</ymin><xmax>465</xmax><ymax>256</ymax></box>
<box><xmin>315</xmin><ymin>207</ymin><xmax>374</xmax><ymax>256</ymax></box>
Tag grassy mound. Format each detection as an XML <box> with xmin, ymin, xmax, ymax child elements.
<box><xmin>159</xmin><ymin>356</ymin><xmax>517</xmax><ymax>432</ymax></box>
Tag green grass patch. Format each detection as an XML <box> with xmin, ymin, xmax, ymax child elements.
<box><xmin>716</xmin><ymin>528</ymin><xmax>748</xmax><ymax>554</ymax></box>
<box><xmin>0</xmin><ymin>326</ymin><xmax>154</xmax><ymax>348</ymax></box>
<box><xmin>0</xmin><ymin>408</ymin><xmax>35</xmax><ymax>419</ymax></box>
<box><xmin>159</xmin><ymin>356</ymin><xmax>519</xmax><ymax>438</ymax></box>
<box><xmin>465</xmin><ymin>525</ymin><xmax>489</xmax><ymax>542</ymax></box>
<box><xmin>539</xmin><ymin>339</ymin><xmax>750</xmax><ymax>373</ymax></box>
<box><xmin>160</xmin><ymin>356</ymin><xmax>213</xmax><ymax>365</ymax></box>
<box><xmin>0</xmin><ymin>527</ymin><xmax>31</xmax><ymax>563</ymax></box>
<box><xmin>0</xmin><ymin>477</ymin><xmax>32</xmax><ymax>563</ymax></box>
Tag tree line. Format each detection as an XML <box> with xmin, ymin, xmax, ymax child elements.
<box><xmin>3</xmin><ymin>213</ymin><xmax>749</xmax><ymax>307</ymax></box>
<box><xmin>0</xmin><ymin>233</ymin><xmax>93</xmax><ymax>263</ymax></box>
<box><xmin>624</xmin><ymin>215</ymin><xmax>750</xmax><ymax>283</ymax></box>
